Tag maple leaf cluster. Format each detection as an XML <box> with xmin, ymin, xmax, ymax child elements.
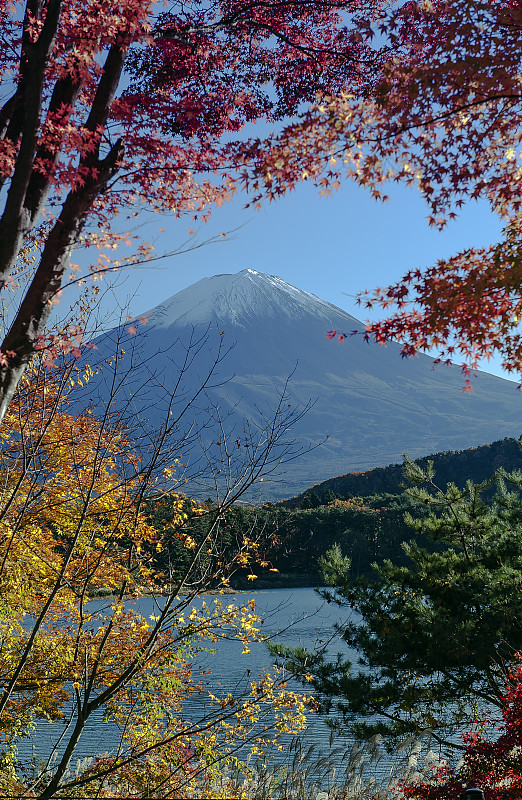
<box><xmin>402</xmin><ymin>654</ymin><xmax>522</xmax><ymax>800</ymax></box>
<box><xmin>249</xmin><ymin>0</ymin><xmax>522</xmax><ymax>380</ymax></box>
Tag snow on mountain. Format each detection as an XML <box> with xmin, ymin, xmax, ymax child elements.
<box><xmin>144</xmin><ymin>269</ymin><xmax>360</xmax><ymax>329</ymax></box>
<box><xmin>84</xmin><ymin>269</ymin><xmax>522</xmax><ymax>500</ymax></box>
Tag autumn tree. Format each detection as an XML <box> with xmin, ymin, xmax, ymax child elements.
<box><xmin>251</xmin><ymin>0</ymin><xmax>522</xmax><ymax>382</ymax></box>
<box><xmin>0</xmin><ymin>0</ymin><xmax>387</xmax><ymax>422</ymax></box>
<box><xmin>0</xmin><ymin>347</ymin><xmax>314</xmax><ymax>799</ymax></box>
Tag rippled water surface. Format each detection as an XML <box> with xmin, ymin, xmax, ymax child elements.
<box><xmin>27</xmin><ymin>588</ymin><xmax>362</xmax><ymax>770</ymax></box>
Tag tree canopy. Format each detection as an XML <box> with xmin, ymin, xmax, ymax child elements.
<box><xmin>403</xmin><ymin>658</ymin><xmax>522</xmax><ymax>799</ymax></box>
<box><xmin>0</xmin><ymin>0</ymin><xmax>384</xmax><ymax>421</ymax></box>
<box><xmin>0</xmin><ymin>348</ymin><xmax>315</xmax><ymax>798</ymax></box>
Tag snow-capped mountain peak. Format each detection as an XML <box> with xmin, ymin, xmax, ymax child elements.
<box><xmin>143</xmin><ymin>268</ymin><xmax>360</xmax><ymax>330</ymax></box>
<box><xmin>86</xmin><ymin>268</ymin><xmax>522</xmax><ymax>499</ymax></box>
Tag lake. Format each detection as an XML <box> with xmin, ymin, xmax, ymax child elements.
<box><xmin>23</xmin><ymin>587</ymin><xmax>443</xmax><ymax>794</ymax></box>
<box><xmin>24</xmin><ymin>589</ymin><xmax>360</xmax><ymax>767</ymax></box>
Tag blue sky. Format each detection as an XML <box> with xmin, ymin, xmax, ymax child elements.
<box><xmin>103</xmin><ymin>177</ymin><xmax>512</xmax><ymax>383</ymax></box>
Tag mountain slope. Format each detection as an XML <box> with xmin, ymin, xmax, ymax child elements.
<box><xmin>85</xmin><ymin>269</ymin><xmax>522</xmax><ymax>499</ymax></box>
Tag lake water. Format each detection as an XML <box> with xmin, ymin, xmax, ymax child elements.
<box><xmin>24</xmin><ymin>589</ymin><xmax>360</xmax><ymax>767</ymax></box>
<box><xmin>23</xmin><ymin>588</ymin><xmax>440</xmax><ymax>792</ymax></box>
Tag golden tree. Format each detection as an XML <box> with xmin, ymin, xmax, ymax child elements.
<box><xmin>0</xmin><ymin>351</ymin><xmax>314</xmax><ymax>799</ymax></box>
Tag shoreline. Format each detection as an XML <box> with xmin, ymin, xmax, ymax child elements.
<box><xmin>91</xmin><ymin>573</ymin><xmax>323</xmax><ymax>600</ymax></box>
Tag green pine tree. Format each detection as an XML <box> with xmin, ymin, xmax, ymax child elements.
<box><xmin>272</xmin><ymin>460</ymin><xmax>522</xmax><ymax>746</ymax></box>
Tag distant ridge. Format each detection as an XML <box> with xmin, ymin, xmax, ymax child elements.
<box><xmin>282</xmin><ymin>436</ymin><xmax>522</xmax><ymax>507</ymax></box>
<box><xmin>86</xmin><ymin>269</ymin><xmax>522</xmax><ymax>499</ymax></box>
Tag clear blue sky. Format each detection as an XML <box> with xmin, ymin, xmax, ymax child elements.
<box><xmin>93</xmin><ymin>177</ymin><xmax>511</xmax><ymax>382</ymax></box>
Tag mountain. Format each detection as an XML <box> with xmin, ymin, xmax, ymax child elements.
<box><xmin>85</xmin><ymin>269</ymin><xmax>522</xmax><ymax>499</ymax></box>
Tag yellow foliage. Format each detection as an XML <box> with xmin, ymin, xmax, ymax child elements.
<box><xmin>0</xmin><ymin>361</ymin><xmax>314</xmax><ymax>798</ymax></box>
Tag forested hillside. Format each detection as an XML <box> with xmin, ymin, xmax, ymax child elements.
<box><xmin>148</xmin><ymin>491</ymin><xmax>433</xmax><ymax>586</ymax></box>
<box><xmin>148</xmin><ymin>438</ymin><xmax>522</xmax><ymax>587</ymax></box>
<box><xmin>283</xmin><ymin>436</ymin><xmax>522</xmax><ymax>508</ymax></box>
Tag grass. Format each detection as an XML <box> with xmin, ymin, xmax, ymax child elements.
<box><xmin>225</xmin><ymin>730</ymin><xmax>443</xmax><ymax>799</ymax></box>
